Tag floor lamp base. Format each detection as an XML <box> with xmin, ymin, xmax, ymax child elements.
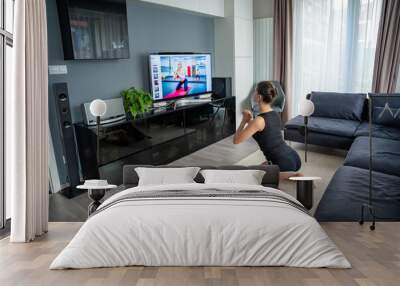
<box><xmin>359</xmin><ymin>203</ymin><xmax>376</xmax><ymax>231</ymax></box>
<box><xmin>304</xmin><ymin>117</ymin><xmax>308</xmax><ymax>163</ymax></box>
<box><xmin>298</xmin><ymin>120</ymin><xmax>308</xmax><ymax>163</ymax></box>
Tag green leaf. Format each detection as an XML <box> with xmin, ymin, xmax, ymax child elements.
<box><xmin>120</xmin><ymin>86</ymin><xmax>153</xmax><ymax>118</ymax></box>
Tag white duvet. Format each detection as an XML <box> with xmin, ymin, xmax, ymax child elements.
<box><xmin>50</xmin><ymin>183</ymin><xmax>350</xmax><ymax>269</ymax></box>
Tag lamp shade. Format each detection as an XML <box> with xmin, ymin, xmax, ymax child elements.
<box><xmin>90</xmin><ymin>99</ymin><xmax>107</xmax><ymax>117</ymax></box>
<box><xmin>299</xmin><ymin>99</ymin><xmax>315</xmax><ymax>117</ymax></box>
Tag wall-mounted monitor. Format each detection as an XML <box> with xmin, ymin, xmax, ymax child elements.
<box><xmin>149</xmin><ymin>53</ymin><xmax>212</xmax><ymax>101</ymax></box>
<box><xmin>56</xmin><ymin>0</ymin><xmax>130</xmax><ymax>60</ymax></box>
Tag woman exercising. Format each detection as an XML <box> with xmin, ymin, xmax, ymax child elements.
<box><xmin>233</xmin><ymin>81</ymin><xmax>302</xmax><ymax>179</ymax></box>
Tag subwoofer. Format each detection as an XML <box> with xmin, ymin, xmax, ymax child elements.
<box><xmin>53</xmin><ymin>83</ymin><xmax>81</xmax><ymax>198</ymax></box>
<box><xmin>212</xmin><ymin>77</ymin><xmax>232</xmax><ymax>100</ymax></box>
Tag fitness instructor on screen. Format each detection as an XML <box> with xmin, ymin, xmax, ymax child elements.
<box><xmin>174</xmin><ymin>63</ymin><xmax>188</xmax><ymax>91</ymax></box>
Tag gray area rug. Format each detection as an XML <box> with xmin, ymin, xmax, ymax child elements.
<box><xmin>236</xmin><ymin>142</ymin><xmax>346</xmax><ymax>215</ymax></box>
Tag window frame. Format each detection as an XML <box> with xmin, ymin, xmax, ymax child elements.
<box><xmin>0</xmin><ymin>0</ymin><xmax>13</xmax><ymax>229</ymax></box>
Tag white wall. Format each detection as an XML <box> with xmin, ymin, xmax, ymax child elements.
<box><xmin>214</xmin><ymin>0</ymin><xmax>254</xmax><ymax>126</ymax></box>
<box><xmin>252</xmin><ymin>0</ymin><xmax>274</xmax><ymax>115</ymax></box>
<box><xmin>214</xmin><ymin>1</ymin><xmax>234</xmax><ymax>77</ymax></box>
<box><xmin>139</xmin><ymin>0</ymin><xmax>225</xmax><ymax>17</ymax></box>
<box><xmin>234</xmin><ymin>0</ymin><xmax>254</xmax><ymax>123</ymax></box>
<box><xmin>253</xmin><ymin>0</ymin><xmax>274</xmax><ymax>19</ymax></box>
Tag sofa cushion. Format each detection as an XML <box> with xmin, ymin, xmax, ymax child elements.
<box><xmin>344</xmin><ymin>136</ymin><xmax>400</xmax><ymax>177</ymax></box>
<box><xmin>310</xmin><ymin>92</ymin><xmax>366</xmax><ymax>121</ymax></box>
<box><xmin>284</xmin><ymin>128</ymin><xmax>354</xmax><ymax>150</ymax></box>
<box><xmin>285</xmin><ymin>115</ymin><xmax>361</xmax><ymax>138</ymax></box>
<box><xmin>370</xmin><ymin>94</ymin><xmax>400</xmax><ymax>128</ymax></box>
<box><xmin>315</xmin><ymin>166</ymin><xmax>400</xmax><ymax>221</ymax></box>
<box><xmin>354</xmin><ymin>122</ymin><xmax>400</xmax><ymax>141</ymax></box>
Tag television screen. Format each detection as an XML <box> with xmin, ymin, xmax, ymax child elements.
<box><xmin>149</xmin><ymin>54</ymin><xmax>212</xmax><ymax>101</ymax></box>
<box><xmin>57</xmin><ymin>0</ymin><xmax>129</xmax><ymax>60</ymax></box>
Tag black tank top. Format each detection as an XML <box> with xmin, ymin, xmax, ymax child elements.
<box><xmin>252</xmin><ymin>111</ymin><xmax>285</xmax><ymax>157</ymax></box>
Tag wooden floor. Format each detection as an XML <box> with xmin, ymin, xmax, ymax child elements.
<box><xmin>1</xmin><ymin>222</ymin><xmax>399</xmax><ymax>286</ymax></box>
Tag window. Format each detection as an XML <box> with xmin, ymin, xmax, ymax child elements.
<box><xmin>254</xmin><ymin>17</ymin><xmax>274</xmax><ymax>83</ymax></box>
<box><xmin>1</xmin><ymin>0</ymin><xmax>14</xmax><ymax>229</ymax></box>
<box><xmin>5</xmin><ymin>0</ymin><xmax>13</xmax><ymax>34</ymax></box>
<box><xmin>292</xmin><ymin>0</ymin><xmax>382</xmax><ymax>116</ymax></box>
<box><xmin>397</xmin><ymin>65</ymin><xmax>400</xmax><ymax>93</ymax></box>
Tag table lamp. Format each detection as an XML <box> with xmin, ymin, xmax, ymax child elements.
<box><xmin>299</xmin><ymin>99</ymin><xmax>315</xmax><ymax>162</ymax></box>
<box><xmin>90</xmin><ymin>99</ymin><xmax>107</xmax><ymax>164</ymax></box>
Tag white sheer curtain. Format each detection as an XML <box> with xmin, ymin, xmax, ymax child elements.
<box><xmin>8</xmin><ymin>0</ymin><xmax>48</xmax><ymax>242</ymax></box>
<box><xmin>292</xmin><ymin>0</ymin><xmax>382</xmax><ymax>117</ymax></box>
<box><xmin>254</xmin><ymin>18</ymin><xmax>274</xmax><ymax>83</ymax></box>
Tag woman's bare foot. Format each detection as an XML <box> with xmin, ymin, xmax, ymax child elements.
<box><xmin>279</xmin><ymin>171</ymin><xmax>304</xmax><ymax>180</ymax></box>
<box><xmin>291</xmin><ymin>171</ymin><xmax>304</xmax><ymax>177</ymax></box>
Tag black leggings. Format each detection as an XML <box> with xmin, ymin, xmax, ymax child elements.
<box><xmin>265</xmin><ymin>144</ymin><xmax>301</xmax><ymax>172</ymax></box>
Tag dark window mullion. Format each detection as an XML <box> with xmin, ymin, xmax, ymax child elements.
<box><xmin>0</xmin><ymin>28</ymin><xmax>13</xmax><ymax>40</ymax></box>
<box><xmin>0</xmin><ymin>0</ymin><xmax>4</xmax><ymax>30</ymax></box>
<box><xmin>5</xmin><ymin>35</ymin><xmax>11</xmax><ymax>46</ymax></box>
<box><xmin>0</xmin><ymin>0</ymin><xmax>5</xmax><ymax>229</ymax></box>
<box><xmin>0</xmin><ymin>34</ymin><xmax>4</xmax><ymax>229</ymax></box>
<box><xmin>1</xmin><ymin>0</ymin><xmax>13</xmax><ymax>230</ymax></box>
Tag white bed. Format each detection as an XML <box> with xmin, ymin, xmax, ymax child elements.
<box><xmin>50</xmin><ymin>183</ymin><xmax>350</xmax><ymax>269</ymax></box>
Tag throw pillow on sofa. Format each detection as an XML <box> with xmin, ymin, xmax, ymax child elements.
<box><xmin>310</xmin><ymin>92</ymin><xmax>366</xmax><ymax>121</ymax></box>
<box><xmin>370</xmin><ymin>94</ymin><xmax>400</xmax><ymax>128</ymax></box>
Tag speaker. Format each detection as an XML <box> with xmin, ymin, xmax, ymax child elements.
<box><xmin>53</xmin><ymin>83</ymin><xmax>81</xmax><ymax>198</ymax></box>
<box><xmin>82</xmin><ymin>97</ymin><xmax>126</xmax><ymax>126</ymax></box>
<box><xmin>212</xmin><ymin>77</ymin><xmax>232</xmax><ymax>100</ymax></box>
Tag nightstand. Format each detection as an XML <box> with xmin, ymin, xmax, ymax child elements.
<box><xmin>289</xmin><ymin>176</ymin><xmax>321</xmax><ymax>210</ymax></box>
<box><xmin>77</xmin><ymin>184</ymin><xmax>117</xmax><ymax>216</ymax></box>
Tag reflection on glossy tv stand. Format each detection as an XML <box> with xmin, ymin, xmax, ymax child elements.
<box><xmin>152</xmin><ymin>93</ymin><xmax>212</xmax><ymax>108</ymax></box>
<box><xmin>75</xmin><ymin>96</ymin><xmax>236</xmax><ymax>184</ymax></box>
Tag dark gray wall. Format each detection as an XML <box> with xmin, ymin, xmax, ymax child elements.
<box><xmin>47</xmin><ymin>0</ymin><xmax>215</xmax><ymax>122</ymax></box>
<box><xmin>47</xmin><ymin>0</ymin><xmax>215</xmax><ymax>187</ymax></box>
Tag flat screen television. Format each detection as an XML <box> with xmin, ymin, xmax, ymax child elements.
<box><xmin>149</xmin><ymin>53</ymin><xmax>212</xmax><ymax>101</ymax></box>
<box><xmin>56</xmin><ymin>0</ymin><xmax>130</xmax><ymax>60</ymax></box>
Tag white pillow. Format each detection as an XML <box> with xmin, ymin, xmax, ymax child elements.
<box><xmin>135</xmin><ymin>167</ymin><xmax>201</xmax><ymax>186</ymax></box>
<box><xmin>200</xmin><ymin>169</ymin><xmax>265</xmax><ymax>185</ymax></box>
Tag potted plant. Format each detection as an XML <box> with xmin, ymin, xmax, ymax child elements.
<box><xmin>121</xmin><ymin>87</ymin><xmax>153</xmax><ymax>118</ymax></box>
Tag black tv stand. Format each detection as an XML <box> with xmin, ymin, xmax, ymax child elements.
<box><xmin>75</xmin><ymin>96</ymin><xmax>236</xmax><ymax>184</ymax></box>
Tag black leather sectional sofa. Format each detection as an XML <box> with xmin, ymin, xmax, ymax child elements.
<box><xmin>284</xmin><ymin>92</ymin><xmax>400</xmax><ymax>221</ymax></box>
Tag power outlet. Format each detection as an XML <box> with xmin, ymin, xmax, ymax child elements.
<box><xmin>49</xmin><ymin>65</ymin><xmax>68</xmax><ymax>75</ymax></box>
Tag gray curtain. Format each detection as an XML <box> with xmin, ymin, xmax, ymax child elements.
<box><xmin>372</xmin><ymin>0</ymin><xmax>400</xmax><ymax>93</ymax></box>
<box><xmin>273</xmin><ymin>0</ymin><xmax>293</xmax><ymax>122</ymax></box>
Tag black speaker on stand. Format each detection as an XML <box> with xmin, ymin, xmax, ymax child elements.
<box><xmin>212</xmin><ymin>77</ymin><xmax>232</xmax><ymax>99</ymax></box>
<box><xmin>210</xmin><ymin>77</ymin><xmax>233</xmax><ymax>131</ymax></box>
<box><xmin>53</xmin><ymin>83</ymin><xmax>82</xmax><ymax>198</ymax></box>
